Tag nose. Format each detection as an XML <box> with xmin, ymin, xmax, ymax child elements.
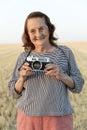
<box><xmin>36</xmin><ymin>29</ymin><xmax>41</xmax><ymax>37</ymax></box>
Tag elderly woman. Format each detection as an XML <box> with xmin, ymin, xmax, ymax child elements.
<box><xmin>8</xmin><ymin>11</ymin><xmax>84</xmax><ymax>130</ymax></box>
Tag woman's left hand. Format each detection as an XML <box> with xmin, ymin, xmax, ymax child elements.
<box><xmin>45</xmin><ymin>64</ymin><xmax>61</xmax><ymax>79</ymax></box>
<box><xmin>45</xmin><ymin>64</ymin><xmax>75</xmax><ymax>88</ymax></box>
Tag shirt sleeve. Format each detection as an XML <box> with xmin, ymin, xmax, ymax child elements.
<box><xmin>8</xmin><ymin>52</ymin><xmax>26</xmax><ymax>98</ymax></box>
<box><xmin>67</xmin><ymin>48</ymin><xmax>84</xmax><ymax>93</ymax></box>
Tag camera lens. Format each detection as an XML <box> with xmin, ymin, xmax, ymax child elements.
<box><xmin>32</xmin><ymin>61</ymin><xmax>42</xmax><ymax>70</ymax></box>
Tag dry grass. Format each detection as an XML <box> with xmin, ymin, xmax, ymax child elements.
<box><xmin>59</xmin><ymin>42</ymin><xmax>87</xmax><ymax>52</ymax></box>
<box><xmin>0</xmin><ymin>43</ymin><xmax>87</xmax><ymax>130</ymax></box>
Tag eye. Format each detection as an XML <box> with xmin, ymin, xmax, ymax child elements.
<box><xmin>39</xmin><ymin>27</ymin><xmax>44</xmax><ymax>31</ymax></box>
<box><xmin>30</xmin><ymin>29</ymin><xmax>36</xmax><ymax>34</ymax></box>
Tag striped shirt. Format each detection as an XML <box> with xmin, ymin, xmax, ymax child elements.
<box><xmin>8</xmin><ymin>45</ymin><xmax>84</xmax><ymax>116</ymax></box>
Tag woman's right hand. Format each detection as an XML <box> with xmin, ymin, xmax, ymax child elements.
<box><xmin>19</xmin><ymin>62</ymin><xmax>34</xmax><ymax>78</ymax></box>
<box><xmin>14</xmin><ymin>62</ymin><xmax>34</xmax><ymax>94</ymax></box>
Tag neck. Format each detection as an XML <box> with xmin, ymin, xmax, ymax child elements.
<box><xmin>34</xmin><ymin>44</ymin><xmax>55</xmax><ymax>53</ymax></box>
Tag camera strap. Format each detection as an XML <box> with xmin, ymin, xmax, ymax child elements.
<box><xmin>18</xmin><ymin>50</ymin><xmax>32</xmax><ymax>71</ymax></box>
<box><xmin>57</xmin><ymin>46</ymin><xmax>70</xmax><ymax>75</ymax></box>
<box><xmin>26</xmin><ymin>49</ymin><xmax>32</xmax><ymax>57</ymax></box>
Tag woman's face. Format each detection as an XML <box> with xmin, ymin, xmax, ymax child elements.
<box><xmin>27</xmin><ymin>17</ymin><xmax>50</xmax><ymax>47</ymax></box>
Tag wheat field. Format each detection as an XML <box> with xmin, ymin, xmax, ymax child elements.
<box><xmin>0</xmin><ymin>43</ymin><xmax>87</xmax><ymax>130</ymax></box>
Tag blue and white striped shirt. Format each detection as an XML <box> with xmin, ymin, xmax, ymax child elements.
<box><xmin>8</xmin><ymin>45</ymin><xmax>84</xmax><ymax>116</ymax></box>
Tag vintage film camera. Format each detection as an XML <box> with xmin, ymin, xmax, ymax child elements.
<box><xmin>26</xmin><ymin>56</ymin><xmax>51</xmax><ymax>71</ymax></box>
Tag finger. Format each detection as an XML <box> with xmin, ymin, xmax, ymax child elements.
<box><xmin>45</xmin><ymin>63</ymin><xmax>54</xmax><ymax>68</ymax></box>
<box><xmin>26</xmin><ymin>70</ymin><xmax>35</xmax><ymax>77</ymax></box>
<box><xmin>45</xmin><ymin>69</ymin><xmax>56</xmax><ymax>76</ymax></box>
<box><xmin>45</xmin><ymin>67</ymin><xmax>60</xmax><ymax>76</ymax></box>
<box><xmin>45</xmin><ymin>64</ymin><xmax>57</xmax><ymax>71</ymax></box>
<box><xmin>20</xmin><ymin>69</ymin><xmax>34</xmax><ymax>77</ymax></box>
<box><xmin>23</xmin><ymin>62</ymin><xmax>29</xmax><ymax>66</ymax></box>
<box><xmin>21</xmin><ymin>65</ymin><xmax>32</xmax><ymax>71</ymax></box>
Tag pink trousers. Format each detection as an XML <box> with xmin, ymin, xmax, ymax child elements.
<box><xmin>17</xmin><ymin>109</ymin><xmax>74</xmax><ymax>130</ymax></box>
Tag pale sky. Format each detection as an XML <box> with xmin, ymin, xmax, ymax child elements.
<box><xmin>0</xmin><ymin>0</ymin><xmax>87</xmax><ymax>43</ymax></box>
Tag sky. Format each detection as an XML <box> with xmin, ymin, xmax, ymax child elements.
<box><xmin>0</xmin><ymin>0</ymin><xmax>87</xmax><ymax>44</ymax></box>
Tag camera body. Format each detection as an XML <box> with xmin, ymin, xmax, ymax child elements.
<box><xmin>26</xmin><ymin>56</ymin><xmax>50</xmax><ymax>71</ymax></box>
